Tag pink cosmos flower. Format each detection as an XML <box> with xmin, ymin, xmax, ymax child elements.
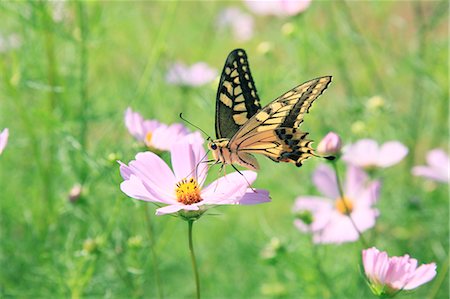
<box><xmin>166</xmin><ymin>62</ymin><xmax>217</xmax><ymax>87</ymax></box>
<box><xmin>217</xmin><ymin>7</ymin><xmax>254</xmax><ymax>42</ymax></box>
<box><xmin>0</xmin><ymin>128</ymin><xmax>9</xmax><ymax>154</ymax></box>
<box><xmin>244</xmin><ymin>0</ymin><xmax>311</xmax><ymax>17</ymax></box>
<box><xmin>293</xmin><ymin>164</ymin><xmax>380</xmax><ymax>244</ymax></box>
<box><xmin>412</xmin><ymin>149</ymin><xmax>449</xmax><ymax>183</ymax></box>
<box><xmin>362</xmin><ymin>247</ymin><xmax>437</xmax><ymax>297</ymax></box>
<box><xmin>316</xmin><ymin>131</ymin><xmax>342</xmax><ymax>156</ymax></box>
<box><xmin>119</xmin><ymin>132</ymin><xmax>270</xmax><ymax>216</ymax></box>
<box><xmin>342</xmin><ymin>139</ymin><xmax>408</xmax><ymax>169</ymax></box>
<box><xmin>124</xmin><ymin>107</ymin><xmax>189</xmax><ymax>151</ymax></box>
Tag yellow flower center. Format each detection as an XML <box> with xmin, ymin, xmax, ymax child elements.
<box><xmin>175</xmin><ymin>178</ymin><xmax>202</xmax><ymax>205</ymax></box>
<box><xmin>145</xmin><ymin>132</ymin><xmax>153</xmax><ymax>146</ymax></box>
<box><xmin>335</xmin><ymin>196</ymin><xmax>354</xmax><ymax>214</ymax></box>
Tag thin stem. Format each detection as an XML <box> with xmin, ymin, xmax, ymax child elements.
<box><xmin>40</xmin><ymin>1</ymin><xmax>58</xmax><ymax>212</ymax></box>
<box><xmin>188</xmin><ymin>220</ymin><xmax>201</xmax><ymax>299</ymax></box>
<box><xmin>144</xmin><ymin>205</ymin><xmax>164</xmax><ymax>299</ymax></box>
<box><xmin>77</xmin><ymin>0</ymin><xmax>89</xmax><ymax>184</ymax></box>
<box><xmin>331</xmin><ymin>162</ymin><xmax>368</xmax><ymax>248</ymax></box>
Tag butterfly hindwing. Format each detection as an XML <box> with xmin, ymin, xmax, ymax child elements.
<box><xmin>229</xmin><ymin>76</ymin><xmax>332</xmax><ymax>166</ymax></box>
<box><xmin>215</xmin><ymin>49</ymin><xmax>261</xmax><ymax>139</ymax></box>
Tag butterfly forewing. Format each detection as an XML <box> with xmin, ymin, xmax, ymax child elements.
<box><xmin>230</xmin><ymin>76</ymin><xmax>332</xmax><ymax>166</ymax></box>
<box><xmin>215</xmin><ymin>49</ymin><xmax>262</xmax><ymax>139</ymax></box>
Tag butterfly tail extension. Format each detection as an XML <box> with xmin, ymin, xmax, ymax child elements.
<box><xmin>275</xmin><ymin>127</ymin><xmax>315</xmax><ymax>167</ymax></box>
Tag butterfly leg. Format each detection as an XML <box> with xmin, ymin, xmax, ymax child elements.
<box><xmin>231</xmin><ymin>164</ymin><xmax>257</xmax><ymax>193</ymax></box>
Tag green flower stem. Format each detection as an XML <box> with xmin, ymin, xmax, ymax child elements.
<box><xmin>144</xmin><ymin>205</ymin><xmax>164</xmax><ymax>299</ymax></box>
<box><xmin>331</xmin><ymin>161</ymin><xmax>368</xmax><ymax>248</ymax></box>
<box><xmin>188</xmin><ymin>220</ymin><xmax>201</xmax><ymax>299</ymax></box>
<box><xmin>77</xmin><ymin>0</ymin><xmax>89</xmax><ymax>184</ymax></box>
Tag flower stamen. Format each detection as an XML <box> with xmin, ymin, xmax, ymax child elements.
<box><xmin>145</xmin><ymin>132</ymin><xmax>153</xmax><ymax>146</ymax></box>
<box><xmin>335</xmin><ymin>196</ymin><xmax>353</xmax><ymax>214</ymax></box>
<box><xmin>175</xmin><ymin>178</ymin><xmax>202</xmax><ymax>205</ymax></box>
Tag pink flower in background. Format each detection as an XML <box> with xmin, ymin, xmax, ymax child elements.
<box><xmin>217</xmin><ymin>7</ymin><xmax>254</xmax><ymax>41</ymax></box>
<box><xmin>342</xmin><ymin>139</ymin><xmax>408</xmax><ymax>169</ymax></box>
<box><xmin>124</xmin><ymin>107</ymin><xmax>189</xmax><ymax>151</ymax></box>
<box><xmin>166</xmin><ymin>62</ymin><xmax>217</xmax><ymax>87</ymax></box>
<box><xmin>316</xmin><ymin>131</ymin><xmax>342</xmax><ymax>156</ymax></box>
<box><xmin>294</xmin><ymin>164</ymin><xmax>380</xmax><ymax>244</ymax></box>
<box><xmin>244</xmin><ymin>0</ymin><xmax>311</xmax><ymax>17</ymax></box>
<box><xmin>362</xmin><ymin>247</ymin><xmax>437</xmax><ymax>297</ymax></box>
<box><xmin>119</xmin><ymin>133</ymin><xmax>270</xmax><ymax>216</ymax></box>
<box><xmin>0</xmin><ymin>128</ymin><xmax>9</xmax><ymax>154</ymax></box>
<box><xmin>412</xmin><ymin>149</ymin><xmax>449</xmax><ymax>183</ymax></box>
<box><xmin>0</xmin><ymin>34</ymin><xmax>21</xmax><ymax>53</ymax></box>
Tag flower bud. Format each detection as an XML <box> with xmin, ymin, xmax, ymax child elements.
<box><xmin>257</xmin><ymin>41</ymin><xmax>272</xmax><ymax>56</ymax></box>
<box><xmin>68</xmin><ymin>184</ymin><xmax>82</xmax><ymax>203</ymax></box>
<box><xmin>317</xmin><ymin>132</ymin><xmax>342</xmax><ymax>156</ymax></box>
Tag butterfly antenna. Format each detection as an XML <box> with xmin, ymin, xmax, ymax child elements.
<box><xmin>179</xmin><ymin>113</ymin><xmax>212</xmax><ymax>141</ymax></box>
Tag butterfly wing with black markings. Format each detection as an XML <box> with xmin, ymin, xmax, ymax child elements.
<box><xmin>215</xmin><ymin>49</ymin><xmax>262</xmax><ymax>139</ymax></box>
<box><xmin>229</xmin><ymin>76</ymin><xmax>332</xmax><ymax>167</ymax></box>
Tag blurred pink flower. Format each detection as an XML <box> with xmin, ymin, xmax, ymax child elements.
<box><xmin>0</xmin><ymin>128</ymin><xmax>9</xmax><ymax>154</ymax></box>
<box><xmin>0</xmin><ymin>34</ymin><xmax>21</xmax><ymax>53</ymax></box>
<box><xmin>362</xmin><ymin>247</ymin><xmax>437</xmax><ymax>297</ymax></box>
<box><xmin>124</xmin><ymin>107</ymin><xmax>189</xmax><ymax>151</ymax></box>
<box><xmin>166</xmin><ymin>62</ymin><xmax>217</xmax><ymax>87</ymax></box>
<box><xmin>317</xmin><ymin>131</ymin><xmax>342</xmax><ymax>156</ymax></box>
<box><xmin>119</xmin><ymin>133</ymin><xmax>270</xmax><ymax>216</ymax></box>
<box><xmin>342</xmin><ymin>139</ymin><xmax>408</xmax><ymax>169</ymax></box>
<box><xmin>412</xmin><ymin>149</ymin><xmax>449</xmax><ymax>183</ymax></box>
<box><xmin>293</xmin><ymin>164</ymin><xmax>380</xmax><ymax>244</ymax></box>
<box><xmin>244</xmin><ymin>0</ymin><xmax>311</xmax><ymax>17</ymax></box>
<box><xmin>217</xmin><ymin>7</ymin><xmax>254</xmax><ymax>41</ymax></box>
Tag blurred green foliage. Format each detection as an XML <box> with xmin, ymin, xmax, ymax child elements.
<box><xmin>0</xmin><ymin>1</ymin><xmax>448</xmax><ymax>298</ymax></box>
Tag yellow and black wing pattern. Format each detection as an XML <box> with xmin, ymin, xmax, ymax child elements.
<box><xmin>215</xmin><ymin>49</ymin><xmax>262</xmax><ymax>139</ymax></box>
<box><xmin>230</xmin><ymin>76</ymin><xmax>332</xmax><ymax>167</ymax></box>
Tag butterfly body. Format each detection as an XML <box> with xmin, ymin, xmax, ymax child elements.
<box><xmin>211</xmin><ymin>49</ymin><xmax>332</xmax><ymax>170</ymax></box>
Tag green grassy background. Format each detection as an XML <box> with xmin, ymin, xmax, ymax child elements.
<box><xmin>0</xmin><ymin>1</ymin><xmax>448</xmax><ymax>298</ymax></box>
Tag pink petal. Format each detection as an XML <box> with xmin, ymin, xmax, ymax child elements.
<box><xmin>344</xmin><ymin>165</ymin><xmax>368</xmax><ymax>198</ymax></box>
<box><xmin>342</xmin><ymin>139</ymin><xmax>379</xmax><ymax>167</ymax></box>
<box><xmin>312</xmin><ymin>164</ymin><xmax>339</xmax><ymax>199</ymax></box>
<box><xmin>349</xmin><ymin>207</ymin><xmax>378</xmax><ymax>232</ymax></box>
<box><xmin>237</xmin><ymin>189</ymin><xmax>271</xmax><ymax>205</ymax></box>
<box><xmin>293</xmin><ymin>196</ymin><xmax>333</xmax><ymax>232</ymax></box>
<box><xmin>151</xmin><ymin>123</ymin><xmax>189</xmax><ymax>151</ymax></box>
<box><xmin>124</xmin><ymin>107</ymin><xmax>161</xmax><ymax>141</ymax></box>
<box><xmin>120</xmin><ymin>174</ymin><xmax>173</xmax><ymax>204</ymax></box>
<box><xmin>217</xmin><ymin>8</ymin><xmax>254</xmax><ymax>42</ymax></box>
<box><xmin>0</xmin><ymin>128</ymin><xmax>9</xmax><ymax>154</ymax></box>
<box><xmin>354</xmin><ymin>180</ymin><xmax>381</xmax><ymax>207</ymax></box>
<box><xmin>412</xmin><ymin>166</ymin><xmax>449</xmax><ymax>183</ymax></box>
<box><xmin>202</xmin><ymin>171</ymin><xmax>256</xmax><ymax>204</ymax></box>
<box><xmin>279</xmin><ymin>0</ymin><xmax>311</xmax><ymax>16</ymax></box>
<box><xmin>187</xmin><ymin>63</ymin><xmax>218</xmax><ymax>86</ymax></box>
<box><xmin>244</xmin><ymin>0</ymin><xmax>310</xmax><ymax>17</ymax></box>
<box><xmin>119</xmin><ymin>161</ymin><xmax>132</xmax><ymax>180</ymax></box>
<box><xmin>313</xmin><ymin>212</ymin><xmax>360</xmax><ymax>244</ymax></box>
<box><xmin>377</xmin><ymin>141</ymin><xmax>408</xmax><ymax>167</ymax></box>
<box><xmin>125</xmin><ymin>152</ymin><xmax>177</xmax><ymax>200</ymax></box>
<box><xmin>403</xmin><ymin>263</ymin><xmax>437</xmax><ymax>290</ymax></box>
<box><xmin>166</xmin><ymin>62</ymin><xmax>217</xmax><ymax>87</ymax></box>
<box><xmin>170</xmin><ymin>133</ymin><xmax>207</xmax><ymax>183</ymax></box>
<box><xmin>427</xmin><ymin>149</ymin><xmax>449</xmax><ymax>170</ymax></box>
<box><xmin>155</xmin><ymin>204</ymin><xmax>200</xmax><ymax>216</ymax></box>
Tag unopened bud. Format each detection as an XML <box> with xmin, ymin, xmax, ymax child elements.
<box><xmin>317</xmin><ymin>132</ymin><xmax>342</xmax><ymax>156</ymax></box>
